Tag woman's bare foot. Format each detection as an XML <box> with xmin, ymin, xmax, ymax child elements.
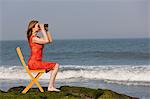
<box><xmin>48</xmin><ymin>87</ymin><xmax>60</xmax><ymax>92</ymax></box>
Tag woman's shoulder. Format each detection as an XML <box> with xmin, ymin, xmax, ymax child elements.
<box><xmin>30</xmin><ymin>35</ymin><xmax>43</xmax><ymax>45</ymax></box>
<box><xmin>30</xmin><ymin>35</ymin><xmax>35</xmax><ymax>38</ymax></box>
<box><xmin>29</xmin><ymin>35</ymin><xmax>36</xmax><ymax>43</ymax></box>
<box><xmin>30</xmin><ymin>35</ymin><xmax>38</xmax><ymax>40</ymax></box>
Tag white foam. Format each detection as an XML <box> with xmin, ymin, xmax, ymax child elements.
<box><xmin>0</xmin><ymin>65</ymin><xmax>150</xmax><ymax>86</ymax></box>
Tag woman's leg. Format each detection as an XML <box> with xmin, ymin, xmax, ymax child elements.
<box><xmin>48</xmin><ymin>63</ymin><xmax>60</xmax><ymax>91</ymax></box>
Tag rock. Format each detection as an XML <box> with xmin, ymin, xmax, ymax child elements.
<box><xmin>0</xmin><ymin>86</ymin><xmax>139</xmax><ymax>99</ymax></box>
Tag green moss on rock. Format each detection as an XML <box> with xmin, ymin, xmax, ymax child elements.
<box><xmin>0</xmin><ymin>86</ymin><xmax>139</xmax><ymax>99</ymax></box>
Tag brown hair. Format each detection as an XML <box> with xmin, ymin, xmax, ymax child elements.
<box><xmin>26</xmin><ymin>20</ymin><xmax>39</xmax><ymax>42</ymax></box>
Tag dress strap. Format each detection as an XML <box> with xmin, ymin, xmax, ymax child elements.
<box><xmin>30</xmin><ymin>35</ymin><xmax>35</xmax><ymax>43</ymax></box>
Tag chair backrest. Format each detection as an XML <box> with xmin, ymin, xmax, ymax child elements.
<box><xmin>16</xmin><ymin>47</ymin><xmax>30</xmax><ymax>72</ymax></box>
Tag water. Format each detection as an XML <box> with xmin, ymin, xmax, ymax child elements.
<box><xmin>0</xmin><ymin>38</ymin><xmax>150</xmax><ymax>98</ymax></box>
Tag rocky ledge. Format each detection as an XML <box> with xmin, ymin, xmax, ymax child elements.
<box><xmin>0</xmin><ymin>86</ymin><xmax>139</xmax><ymax>99</ymax></box>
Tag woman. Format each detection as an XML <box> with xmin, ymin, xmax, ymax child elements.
<box><xmin>27</xmin><ymin>20</ymin><xmax>60</xmax><ymax>92</ymax></box>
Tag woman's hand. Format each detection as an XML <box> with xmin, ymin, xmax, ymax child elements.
<box><xmin>39</xmin><ymin>24</ymin><xmax>45</xmax><ymax>31</ymax></box>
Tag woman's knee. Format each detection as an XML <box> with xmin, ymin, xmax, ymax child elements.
<box><xmin>55</xmin><ymin>63</ymin><xmax>59</xmax><ymax>68</ymax></box>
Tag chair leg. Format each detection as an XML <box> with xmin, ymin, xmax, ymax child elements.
<box><xmin>34</xmin><ymin>73</ymin><xmax>44</xmax><ymax>92</ymax></box>
<box><xmin>22</xmin><ymin>72</ymin><xmax>44</xmax><ymax>94</ymax></box>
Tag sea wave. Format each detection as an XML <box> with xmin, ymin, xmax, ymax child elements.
<box><xmin>0</xmin><ymin>65</ymin><xmax>150</xmax><ymax>86</ymax></box>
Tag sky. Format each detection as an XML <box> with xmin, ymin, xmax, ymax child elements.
<box><xmin>148</xmin><ymin>0</ymin><xmax>150</xmax><ymax>37</ymax></box>
<box><xmin>0</xmin><ymin>0</ymin><xmax>149</xmax><ymax>40</ymax></box>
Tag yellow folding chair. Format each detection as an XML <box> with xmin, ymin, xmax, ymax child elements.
<box><xmin>16</xmin><ymin>47</ymin><xmax>46</xmax><ymax>94</ymax></box>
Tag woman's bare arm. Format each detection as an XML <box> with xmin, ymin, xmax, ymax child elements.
<box><xmin>32</xmin><ymin>24</ymin><xmax>50</xmax><ymax>44</ymax></box>
<box><xmin>47</xmin><ymin>31</ymin><xmax>53</xmax><ymax>43</ymax></box>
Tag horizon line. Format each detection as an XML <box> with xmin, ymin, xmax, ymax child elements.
<box><xmin>0</xmin><ymin>37</ymin><xmax>149</xmax><ymax>41</ymax></box>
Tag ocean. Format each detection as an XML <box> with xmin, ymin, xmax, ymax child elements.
<box><xmin>0</xmin><ymin>38</ymin><xmax>150</xmax><ymax>99</ymax></box>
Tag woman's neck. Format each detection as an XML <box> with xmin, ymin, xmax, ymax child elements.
<box><xmin>32</xmin><ymin>31</ymin><xmax>37</xmax><ymax>36</ymax></box>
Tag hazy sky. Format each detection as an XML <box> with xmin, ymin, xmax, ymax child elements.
<box><xmin>148</xmin><ymin>0</ymin><xmax>150</xmax><ymax>35</ymax></box>
<box><xmin>0</xmin><ymin>0</ymin><xmax>149</xmax><ymax>40</ymax></box>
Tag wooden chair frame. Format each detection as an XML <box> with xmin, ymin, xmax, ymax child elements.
<box><xmin>16</xmin><ymin>47</ymin><xmax>46</xmax><ymax>94</ymax></box>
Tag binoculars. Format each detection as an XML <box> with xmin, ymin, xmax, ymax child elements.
<box><xmin>44</xmin><ymin>24</ymin><xmax>48</xmax><ymax>31</ymax></box>
<box><xmin>44</xmin><ymin>24</ymin><xmax>48</xmax><ymax>28</ymax></box>
<box><xmin>38</xmin><ymin>24</ymin><xmax>48</xmax><ymax>31</ymax></box>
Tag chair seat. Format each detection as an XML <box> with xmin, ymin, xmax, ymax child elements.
<box><xmin>30</xmin><ymin>69</ymin><xmax>46</xmax><ymax>73</ymax></box>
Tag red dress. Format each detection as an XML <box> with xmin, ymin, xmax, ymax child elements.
<box><xmin>27</xmin><ymin>35</ymin><xmax>56</xmax><ymax>71</ymax></box>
